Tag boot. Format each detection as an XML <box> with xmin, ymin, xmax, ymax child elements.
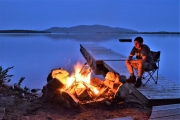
<box><xmin>134</xmin><ymin>78</ymin><xmax>142</xmax><ymax>88</ymax></box>
<box><xmin>126</xmin><ymin>76</ymin><xmax>136</xmax><ymax>83</ymax></box>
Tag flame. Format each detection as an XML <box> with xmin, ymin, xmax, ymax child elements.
<box><xmin>66</xmin><ymin>62</ymin><xmax>99</xmax><ymax>95</ymax></box>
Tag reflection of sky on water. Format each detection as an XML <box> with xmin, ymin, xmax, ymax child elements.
<box><xmin>0</xmin><ymin>33</ymin><xmax>136</xmax><ymax>41</ymax></box>
<box><xmin>0</xmin><ymin>34</ymin><xmax>179</xmax><ymax>89</ymax></box>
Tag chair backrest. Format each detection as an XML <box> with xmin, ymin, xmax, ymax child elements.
<box><xmin>151</xmin><ymin>51</ymin><xmax>160</xmax><ymax>62</ymax></box>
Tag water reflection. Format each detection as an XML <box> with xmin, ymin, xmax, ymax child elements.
<box><xmin>0</xmin><ymin>33</ymin><xmax>136</xmax><ymax>41</ymax></box>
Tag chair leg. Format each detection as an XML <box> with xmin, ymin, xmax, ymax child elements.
<box><xmin>143</xmin><ymin>72</ymin><xmax>152</xmax><ymax>86</ymax></box>
<box><xmin>143</xmin><ymin>70</ymin><xmax>157</xmax><ymax>86</ymax></box>
<box><xmin>155</xmin><ymin>69</ymin><xmax>159</xmax><ymax>84</ymax></box>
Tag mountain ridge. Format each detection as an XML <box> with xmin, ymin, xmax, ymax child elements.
<box><xmin>45</xmin><ymin>24</ymin><xmax>138</xmax><ymax>33</ymax></box>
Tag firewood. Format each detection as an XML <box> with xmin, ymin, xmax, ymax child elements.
<box><xmin>94</xmin><ymin>86</ymin><xmax>108</xmax><ymax>99</ymax></box>
<box><xmin>79</xmin><ymin>62</ymin><xmax>88</xmax><ymax>74</ymax></box>
<box><xmin>80</xmin><ymin>68</ymin><xmax>91</xmax><ymax>77</ymax></box>
<box><xmin>105</xmin><ymin>72</ymin><xmax>119</xmax><ymax>82</ymax></box>
<box><xmin>81</xmin><ymin>81</ymin><xmax>97</xmax><ymax>98</ymax></box>
<box><xmin>75</xmin><ymin>88</ymin><xmax>89</xmax><ymax>98</ymax></box>
<box><xmin>90</xmin><ymin>78</ymin><xmax>103</xmax><ymax>87</ymax></box>
<box><xmin>103</xmin><ymin>79</ymin><xmax>114</xmax><ymax>89</ymax></box>
<box><xmin>62</xmin><ymin>91</ymin><xmax>79</xmax><ymax>107</ymax></box>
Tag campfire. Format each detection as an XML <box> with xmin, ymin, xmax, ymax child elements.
<box><xmin>42</xmin><ymin>62</ymin><xmax>127</xmax><ymax>108</ymax></box>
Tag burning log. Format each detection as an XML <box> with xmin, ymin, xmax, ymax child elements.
<box><xmin>76</xmin><ymin>88</ymin><xmax>89</xmax><ymax>98</ymax></box>
<box><xmin>105</xmin><ymin>72</ymin><xmax>120</xmax><ymax>83</ymax></box>
<box><xmin>61</xmin><ymin>91</ymin><xmax>79</xmax><ymax>107</ymax></box>
<box><xmin>90</xmin><ymin>78</ymin><xmax>103</xmax><ymax>87</ymax></box>
<box><xmin>94</xmin><ymin>86</ymin><xmax>108</xmax><ymax>99</ymax></box>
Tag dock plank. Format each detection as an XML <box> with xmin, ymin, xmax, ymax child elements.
<box><xmin>103</xmin><ymin>61</ymin><xmax>129</xmax><ymax>78</ymax></box>
<box><xmin>149</xmin><ymin>104</ymin><xmax>180</xmax><ymax>120</ymax></box>
<box><xmin>80</xmin><ymin>44</ymin><xmax>127</xmax><ymax>61</ymax></box>
<box><xmin>152</xmin><ymin>103</ymin><xmax>180</xmax><ymax>111</ymax></box>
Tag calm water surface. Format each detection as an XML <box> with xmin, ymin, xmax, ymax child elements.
<box><xmin>0</xmin><ymin>33</ymin><xmax>179</xmax><ymax>89</ymax></box>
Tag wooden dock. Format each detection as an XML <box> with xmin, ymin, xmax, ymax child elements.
<box><xmin>80</xmin><ymin>44</ymin><xmax>180</xmax><ymax>106</ymax></box>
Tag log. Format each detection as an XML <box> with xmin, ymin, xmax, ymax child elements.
<box><xmin>62</xmin><ymin>91</ymin><xmax>79</xmax><ymax>107</ymax></box>
<box><xmin>76</xmin><ymin>88</ymin><xmax>89</xmax><ymax>98</ymax></box>
<box><xmin>103</xmin><ymin>79</ymin><xmax>114</xmax><ymax>89</ymax></box>
<box><xmin>90</xmin><ymin>78</ymin><xmax>103</xmax><ymax>87</ymax></box>
<box><xmin>105</xmin><ymin>72</ymin><xmax>120</xmax><ymax>83</ymax></box>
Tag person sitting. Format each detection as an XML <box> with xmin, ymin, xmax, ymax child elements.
<box><xmin>125</xmin><ymin>36</ymin><xmax>154</xmax><ymax>87</ymax></box>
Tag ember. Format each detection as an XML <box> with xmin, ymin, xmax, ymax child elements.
<box><xmin>42</xmin><ymin>62</ymin><xmax>127</xmax><ymax>108</ymax></box>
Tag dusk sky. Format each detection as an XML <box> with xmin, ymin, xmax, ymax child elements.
<box><xmin>0</xmin><ymin>0</ymin><xmax>179</xmax><ymax>32</ymax></box>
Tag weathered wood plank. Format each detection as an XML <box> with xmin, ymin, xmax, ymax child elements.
<box><xmin>152</xmin><ymin>103</ymin><xmax>180</xmax><ymax>111</ymax></box>
<box><xmin>145</xmin><ymin>95</ymin><xmax>180</xmax><ymax>99</ymax></box>
<box><xmin>103</xmin><ymin>61</ymin><xmax>129</xmax><ymax>78</ymax></box>
<box><xmin>80</xmin><ymin>44</ymin><xmax>127</xmax><ymax>61</ymax></box>
<box><xmin>149</xmin><ymin>114</ymin><xmax>180</xmax><ymax>120</ymax></box>
<box><xmin>150</xmin><ymin>108</ymin><xmax>180</xmax><ymax>119</ymax></box>
<box><xmin>149</xmin><ymin>104</ymin><xmax>180</xmax><ymax>120</ymax></box>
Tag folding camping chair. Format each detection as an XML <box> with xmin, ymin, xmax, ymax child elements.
<box><xmin>135</xmin><ymin>51</ymin><xmax>161</xmax><ymax>86</ymax></box>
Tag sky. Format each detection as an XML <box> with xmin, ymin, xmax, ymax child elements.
<box><xmin>0</xmin><ymin>0</ymin><xmax>179</xmax><ymax>32</ymax></box>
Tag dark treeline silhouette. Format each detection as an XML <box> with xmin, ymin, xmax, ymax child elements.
<box><xmin>137</xmin><ymin>32</ymin><xmax>180</xmax><ymax>34</ymax></box>
<box><xmin>0</xmin><ymin>30</ymin><xmax>50</xmax><ymax>33</ymax></box>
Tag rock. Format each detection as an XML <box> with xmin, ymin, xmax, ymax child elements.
<box><xmin>31</xmin><ymin>88</ymin><xmax>41</xmax><ymax>93</ymax></box>
<box><xmin>46</xmin><ymin>78</ymin><xmax>65</xmax><ymax>91</ymax></box>
<box><xmin>104</xmin><ymin>101</ymin><xmax>111</xmax><ymax>105</ymax></box>
<box><xmin>115</xmin><ymin>84</ymin><xmax>130</xmax><ymax>100</ymax></box>
<box><xmin>119</xmin><ymin>75</ymin><xmax>126</xmax><ymax>83</ymax></box>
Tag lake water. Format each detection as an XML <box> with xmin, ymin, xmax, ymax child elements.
<box><xmin>0</xmin><ymin>33</ymin><xmax>179</xmax><ymax>89</ymax></box>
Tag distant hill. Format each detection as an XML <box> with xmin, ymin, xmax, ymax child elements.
<box><xmin>45</xmin><ymin>24</ymin><xmax>138</xmax><ymax>33</ymax></box>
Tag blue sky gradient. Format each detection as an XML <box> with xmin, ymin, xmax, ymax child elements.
<box><xmin>0</xmin><ymin>0</ymin><xmax>179</xmax><ymax>32</ymax></box>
